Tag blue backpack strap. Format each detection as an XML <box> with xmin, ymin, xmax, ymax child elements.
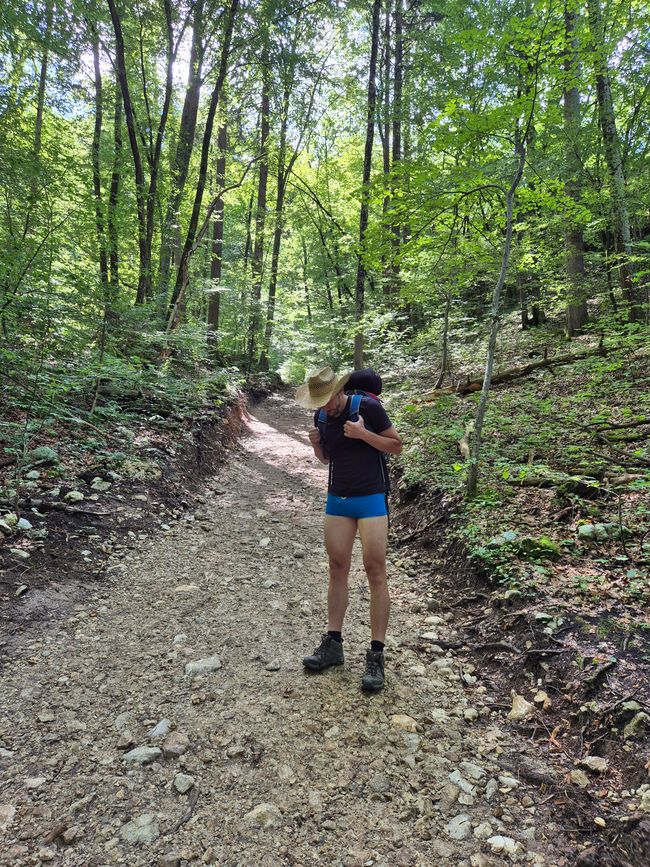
<box><xmin>317</xmin><ymin>408</ymin><xmax>327</xmax><ymax>436</ymax></box>
<box><xmin>349</xmin><ymin>393</ymin><xmax>362</xmax><ymax>421</ymax></box>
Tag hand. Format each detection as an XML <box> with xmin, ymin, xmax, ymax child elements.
<box><xmin>308</xmin><ymin>428</ymin><xmax>321</xmax><ymax>446</ymax></box>
<box><xmin>343</xmin><ymin>416</ymin><xmax>366</xmax><ymax>439</ymax></box>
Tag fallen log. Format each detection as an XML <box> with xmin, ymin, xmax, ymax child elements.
<box><xmin>423</xmin><ymin>343</ymin><xmax>608</xmax><ymax>399</ymax></box>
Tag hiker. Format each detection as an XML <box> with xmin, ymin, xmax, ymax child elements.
<box><xmin>296</xmin><ymin>366</ymin><xmax>402</xmax><ymax>691</ymax></box>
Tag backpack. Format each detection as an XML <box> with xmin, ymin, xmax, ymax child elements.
<box><xmin>316</xmin><ymin>368</ymin><xmax>390</xmax><ymax>493</ymax></box>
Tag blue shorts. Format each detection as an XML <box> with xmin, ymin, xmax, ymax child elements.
<box><xmin>325</xmin><ymin>492</ymin><xmax>388</xmax><ymax>519</ymax></box>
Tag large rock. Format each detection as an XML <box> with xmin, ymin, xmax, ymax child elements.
<box><xmin>162</xmin><ymin>732</ymin><xmax>190</xmax><ymax>758</ymax></box>
<box><xmin>26</xmin><ymin>446</ymin><xmax>59</xmax><ymax>465</ymax></box>
<box><xmin>624</xmin><ymin>712</ymin><xmax>650</xmax><ymax>739</ymax></box>
<box><xmin>148</xmin><ymin>719</ymin><xmax>172</xmax><ymax>739</ymax></box>
<box><xmin>244</xmin><ymin>802</ymin><xmax>282</xmax><ymax>828</ymax></box>
<box><xmin>184</xmin><ymin>655</ymin><xmax>222</xmax><ymax>677</ymax></box>
<box><xmin>123</xmin><ymin>746</ymin><xmax>162</xmax><ymax>766</ymax></box>
<box><xmin>446</xmin><ymin>813</ymin><xmax>472</xmax><ymax>840</ymax></box>
<box><xmin>507</xmin><ymin>692</ymin><xmax>535</xmax><ymax>721</ymax></box>
<box><xmin>0</xmin><ymin>804</ymin><xmax>15</xmax><ymax>831</ymax></box>
<box><xmin>390</xmin><ymin>714</ymin><xmax>418</xmax><ymax>732</ymax></box>
<box><xmin>119</xmin><ymin>813</ymin><xmax>160</xmax><ymax>844</ymax></box>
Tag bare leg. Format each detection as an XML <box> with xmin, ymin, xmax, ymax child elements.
<box><xmin>323</xmin><ymin>515</ymin><xmax>357</xmax><ymax>632</ymax></box>
<box><xmin>358</xmin><ymin>515</ymin><xmax>389</xmax><ymax>642</ymax></box>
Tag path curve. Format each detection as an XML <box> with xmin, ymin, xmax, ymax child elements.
<box><xmin>0</xmin><ymin>396</ymin><xmax>571</xmax><ymax>866</ymax></box>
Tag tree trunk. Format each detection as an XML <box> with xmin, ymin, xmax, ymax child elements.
<box><xmin>390</xmin><ymin>0</ymin><xmax>403</xmax><ymax>291</ymax></box>
<box><xmin>381</xmin><ymin>0</ymin><xmax>391</xmax><ymax>297</ymax></box>
<box><xmin>207</xmin><ymin>115</ymin><xmax>227</xmax><ymax>360</ymax></box>
<box><xmin>89</xmin><ymin>26</ymin><xmax>110</xmax><ymax>295</ymax></box>
<box><xmin>467</xmin><ymin>143</ymin><xmax>526</xmax><ymax>498</ymax></box>
<box><xmin>564</xmin><ymin>0</ymin><xmax>588</xmax><ymax>335</ymax></box>
<box><xmin>166</xmin><ymin>0</ymin><xmax>239</xmax><ymax>336</ymax></box>
<box><xmin>107</xmin><ymin>85</ymin><xmax>122</xmax><ymax>293</ymax></box>
<box><xmin>302</xmin><ymin>236</ymin><xmax>312</xmax><ymax>323</ymax></box>
<box><xmin>587</xmin><ymin>0</ymin><xmax>641</xmax><ymax>320</ymax></box>
<box><xmin>247</xmin><ymin>53</ymin><xmax>270</xmax><ymax>370</ymax></box>
<box><xmin>259</xmin><ymin>81</ymin><xmax>290</xmax><ymax>372</ymax></box>
<box><xmin>31</xmin><ymin>1</ymin><xmax>53</xmax><ymax>194</ymax></box>
<box><xmin>354</xmin><ymin>0</ymin><xmax>382</xmax><ymax>369</ymax></box>
<box><xmin>158</xmin><ymin>0</ymin><xmax>205</xmax><ymax>302</ymax></box>
<box><xmin>243</xmin><ymin>187</ymin><xmax>255</xmax><ymax>273</ymax></box>
<box><xmin>107</xmin><ymin>0</ymin><xmax>149</xmax><ymax>305</ymax></box>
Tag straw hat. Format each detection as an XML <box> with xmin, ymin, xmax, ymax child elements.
<box><xmin>295</xmin><ymin>367</ymin><xmax>351</xmax><ymax>409</ymax></box>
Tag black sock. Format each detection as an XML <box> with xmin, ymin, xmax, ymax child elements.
<box><xmin>328</xmin><ymin>631</ymin><xmax>342</xmax><ymax>643</ymax></box>
<box><xmin>371</xmin><ymin>640</ymin><xmax>384</xmax><ymax>653</ymax></box>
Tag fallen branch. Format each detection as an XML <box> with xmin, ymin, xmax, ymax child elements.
<box><xmin>474</xmin><ymin>641</ymin><xmax>521</xmax><ymax>654</ymax></box>
<box><xmin>393</xmin><ymin>514</ymin><xmax>445</xmax><ymax>545</ymax></box>
<box><xmin>424</xmin><ymin>343</ymin><xmax>608</xmax><ymax>399</ymax></box>
<box><xmin>0</xmin><ymin>498</ymin><xmax>112</xmax><ymax>517</ymax></box>
<box><xmin>172</xmin><ymin>786</ymin><xmax>199</xmax><ymax>832</ymax></box>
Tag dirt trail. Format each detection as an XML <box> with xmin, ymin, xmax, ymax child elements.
<box><xmin>0</xmin><ymin>396</ymin><xmax>573</xmax><ymax>866</ymax></box>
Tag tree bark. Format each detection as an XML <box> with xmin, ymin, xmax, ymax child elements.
<box><xmin>166</xmin><ymin>0</ymin><xmax>239</xmax><ymax>336</ymax></box>
<box><xmin>207</xmin><ymin>115</ymin><xmax>227</xmax><ymax>359</ymax></box>
<box><xmin>107</xmin><ymin>85</ymin><xmax>122</xmax><ymax>293</ymax></box>
<box><xmin>381</xmin><ymin>0</ymin><xmax>391</xmax><ymax>297</ymax></box>
<box><xmin>107</xmin><ymin>0</ymin><xmax>149</xmax><ymax>304</ymax></box>
<box><xmin>587</xmin><ymin>0</ymin><xmax>641</xmax><ymax>320</ymax></box>
<box><xmin>89</xmin><ymin>25</ymin><xmax>109</xmax><ymax>295</ymax></box>
<box><xmin>354</xmin><ymin>0</ymin><xmax>382</xmax><ymax>369</ymax></box>
<box><xmin>158</xmin><ymin>0</ymin><xmax>205</xmax><ymax>302</ymax></box>
<box><xmin>564</xmin><ymin>0</ymin><xmax>588</xmax><ymax>335</ymax></box>
<box><xmin>247</xmin><ymin>51</ymin><xmax>270</xmax><ymax>369</ymax></box>
<box><xmin>259</xmin><ymin>80</ymin><xmax>290</xmax><ymax>372</ymax></box>
<box><xmin>467</xmin><ymin>142</ymin><xmax>526</xmax><ymax>498</ymax></box>
<box><xmin>390</xmin><ymin>0</ymin><xmax>403</xmax><ymax>291</ymax></box>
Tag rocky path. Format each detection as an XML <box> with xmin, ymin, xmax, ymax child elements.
<box><xmin>0</xmin><ymin>396</ymin><xmax>573</xmax><ymax>866</ymax></box>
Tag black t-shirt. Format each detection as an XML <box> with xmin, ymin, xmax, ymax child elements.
<box><xmin>313</xmin><ymin>395</ymin><xmax>392</xmax><ymax>496</ymax></box>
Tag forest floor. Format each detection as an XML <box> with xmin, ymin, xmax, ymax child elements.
<box><xmin>0</xmin><ymin>394</ymin><xmax>584</xmax><ymax>867</ymax></box>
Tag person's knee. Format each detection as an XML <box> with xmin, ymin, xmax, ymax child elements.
<box><xmin>329</xmin><ymin>555</ymin><xmax>351</xmax><ymax>578</ymax></box>
<box><xmin>364</xmin><ymin>557</ymin><xmax>386</xmax><ymax>587</ymax></box>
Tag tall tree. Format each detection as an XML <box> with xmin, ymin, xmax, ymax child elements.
<box><xmin>586</xmin><ymin>0</ymin><xmax>640</xmax><ymax>320</ymax></box>
<box><xmin>354</xmin><ymin>0</ymin><xmax>382</xmax><ymax>369</ymax></box>
<box><xmin>563</xmin><ymin>0</ymin><xmax>588</xmax><ymax>335</ymax></box>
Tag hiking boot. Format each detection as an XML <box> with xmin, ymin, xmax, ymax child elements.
<box><xmin>361</xmin><ymin>649</ymin><xmax>385</xmax><ymax>692</ymax></box>
<box><xmin>303</xmin><ymin>633</ymin><xmax>344</xmax><ymax>672</ymax></box>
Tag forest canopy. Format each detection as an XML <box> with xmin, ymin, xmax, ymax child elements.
<box><xmin>0</xmin><ymin>0</ymin><xmax>648</xmax><ymax>418</ymax></box>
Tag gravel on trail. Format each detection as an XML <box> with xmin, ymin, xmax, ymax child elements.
<box><xmin>0</xmin><ymin>396</ymin><xmax>573</xmax><ymax>866</ymax></box>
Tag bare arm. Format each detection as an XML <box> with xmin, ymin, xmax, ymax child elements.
<box><xmin>308</xmin><ymin>427</ymin><xmax>330</xmax><ymax>464</ymax></box>
<box><xmin>343</xmin><ymin>418</ymin><xmax>402</xmax><ymax>456</ymax></box>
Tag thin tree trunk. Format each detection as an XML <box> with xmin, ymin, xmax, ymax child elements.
<box><xmin>247</xmin><ymin>52</ymin><xmax>270</xmax><ymax>370</ymax></box>
<box><xmin>434</xmin><ymin>292</ymin><xmax>451</xmax><ymax>389</ymax></box>
<box><xmin>390</xmin><ymin>0</ymin><xmax>402</xmax><ymax>291</ymax></box>
<box><xmin>302</xmin><ymin>236</ymin><xmax>312</xmax><ymax>323</ymax></box>
<box><xmin>467</xmin><ymin>143</ymin><xmax>526</xmax><ymax>498</ymax></box>
<box><xmin>259</xmin><ymin>81</ymin><xmax>290</xmax><ymax>372</ymax></box>
<box><xmin>354</xmin><ymin>0</ymin><xmax>382</xmax><ymax>369</ymax></box>
<box><xmin>564</xmin><ymin>0</ymin><xmax>588</xmax><ymax>335</ymax></box>
<box><xmin>107</xmin><ymin>85</ymin><xmax>122</xmax><ymax>293</ymax></box>
<box><xmin>166</xmin><ymin>0</ymin><xmax>239</xmax><ymax>335</ymax></box>
<box><xmin>381</xmin><ymin>0</ymin><xmax>391</xmax><ymax>296</ymax></box>
<box><xmin>107</xmin><ymin>0</ymin><xmax>149</xmax><ymax>304</ymax></box>
<box><xmin>158</xmin><ymin>0</ymin><xmax>205</xmax><ymax>302</ymax></box>
<box><xmin>587</xmin><ymin>0</ymin><xmax>640</xmax><ymax>320</ymax></box>
<box><xmin>207</xmin><ymin>115</ymin><xmax>227</xmax><ymax>359</ymax></box>
<box><xmin>243</xmin><ymin>187</ymin><xmax>255</xmax><ymax>272</ymax></box>
<box><xmin>144</xmin><ymin>0</ymin><xmax>174</xmax><ymax>301</ymax></box>
<box><xmin>89</xmin><ymin>26</ymin><xmax>110</xmax><ymax>294</ymax></box>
